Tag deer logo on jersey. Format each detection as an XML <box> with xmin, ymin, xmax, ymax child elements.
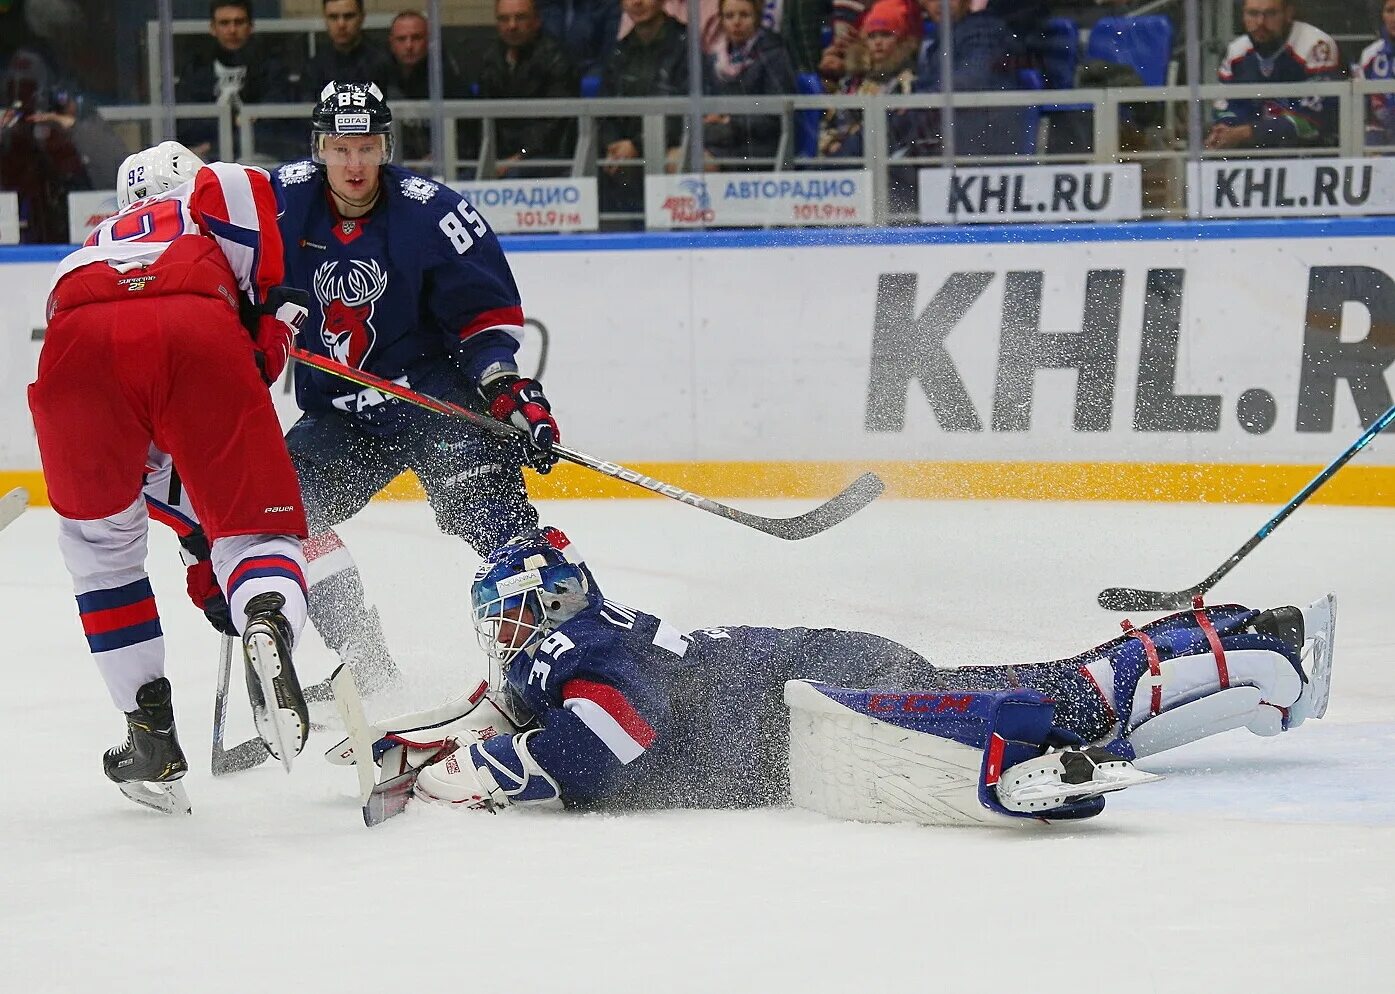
<box><xmin>312</xmin><ymin>259</ymin><xmax>388</xmax><ymax>368</ymax></box>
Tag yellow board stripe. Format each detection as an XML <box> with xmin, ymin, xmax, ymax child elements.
<box><xmin>6</xmin><ymin>461</ymin><xmax>1395</xmax><ymax>508</ymax></box>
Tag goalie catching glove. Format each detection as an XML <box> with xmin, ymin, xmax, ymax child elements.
<box><xmin>481</xmin><ymin>374</ymin><xmax>559</xmax><ymax>473</ymax></box>
<box><xmin>325</xmin><ymin>678</ymin><xmax>533</xmax><ymax>786</ymax></box>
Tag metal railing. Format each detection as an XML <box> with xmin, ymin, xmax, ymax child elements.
<box><xmin>93</xmin><ymin>77</ymin><xmax>1395</xmax><ymax>227</ymax></box>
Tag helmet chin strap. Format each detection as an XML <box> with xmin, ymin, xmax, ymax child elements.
<box><xmin>327</xmin><ymin>173</ymin><xmax>381</xmax><ymax>217</ymax></box>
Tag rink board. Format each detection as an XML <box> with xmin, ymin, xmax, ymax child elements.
<box><xmin>4</xmin><ymin>217</ymin><xmax>1395</xmax><ymax>505</ymax></box>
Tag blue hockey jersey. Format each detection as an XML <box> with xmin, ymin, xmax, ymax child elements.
<box><xmin>1215</xmin><ymin>21</ymin><xmax>1340</xmax><ymax>148</ymax></box>
<box><xmin>475</xmin><ymin>600</ymin><xmax>933</xmax><ymax>809</ymax></box>
<box><xmin>272</xmin><ymin>161</ymin><xmax>525</xmax><ymax>434</ymax></box>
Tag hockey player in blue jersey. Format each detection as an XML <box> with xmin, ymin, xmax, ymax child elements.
<box><xmin>273</xmin><ymin>82</ymin><xmax>559</xmax><ymax>700</ymax></box>
<box><xmin>1358</xmin><ymin>1</ymin><xmax>1395</xmax><ymax>147</ymax></box>
<box><xmin>330</xmin><ymin>528</ymin><xmax>1335</xmax><ymax>826</ymax></box>
<box><xmin>1206</xmin><ymin>0</ymin><xmax>1341</xmax><ymax>151</ymax></box>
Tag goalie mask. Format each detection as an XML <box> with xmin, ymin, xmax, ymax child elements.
<box><xmin>116</xmin><ymin>140</ymin><xmax>204</xmax><ymax>209</ymax></box>
<box><xmin>311</xmin><ymin>80</ymin><xmax>394</xmax><ymax>166</ymax></box>
<box><xmin>471</xmin><ymin>527</ymin><xmax>600</xmax><ymax>670</ymax></box>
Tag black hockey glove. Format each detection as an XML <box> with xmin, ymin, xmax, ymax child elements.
<box><xmin>180</xmin><ymin>528</ymin><xmax>237</xmax><ymax>637</ymax></box>
<box><xmin>482</xmin><ymin>375</ymin><xmax>560</xmax><ymax>473</ymax></box>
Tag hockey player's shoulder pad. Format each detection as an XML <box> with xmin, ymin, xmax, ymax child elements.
<box><xmin>1218</xmin><ymin>34</ymin><xmax>1254</xmax><ymax>80</ymax></box>
<box><xmin>1287</xmin><ymin>22</ymin><xmax>1340</xmax><ymax>73</ymax></box>
<box><xmin>1359</xmin><ymin>38</ymin><xmax>1390</xmax><ymax>77</ymax></box>
<box><xmin>271</xmin><ymin>159</ymin><xmax>322</xmax><ymax>234</ymax></box>
<box><xmin>381</xmin><ymin>165</ymin><xmax>496</xmax><ymax>260</ymax></box>
<box><xmin>381</xmin><ymin>163</ymin><xmax>454</xmax><ymax>211</ymax></box>
<box><xmin>273</xmin><ymin>159</ymin><xmax>320</xmax><ymax>194</ymax></box>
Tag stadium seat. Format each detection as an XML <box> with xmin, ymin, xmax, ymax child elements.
<box><xmin>1036</xmin><ymin>18</ymin><xmax>1085</xmax><ymax>114</ymax></box>
<box><xmin>1087</xmin><ymin>15</ymin><xmax>1174</xmax><ymax>87</ymax></box>
<box><xmin>1039</xmin><ymin>17</ymin><xmax>1080</xmax><ymax>91</ymax></box>
<box><xmin>580</xmin><ymin>74</ymin><xmax>601</xmax><ymax>98</ymax></box>
<box><xmin>1014</xmin><ymin>69</ymin><xmax>1044</xmax><ymax>155</ymax></box>
<box><xmin>794</xmin><ymin>71</ymin><xmax>823</xmax><ymax>159</ymax></box>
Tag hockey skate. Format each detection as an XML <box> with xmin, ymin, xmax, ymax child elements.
<box><xmin>104</xmin><ymin>677</ymin><xmax>192</xmax><ymax>816</ymax></box>
<box><xmin>1288</xmin><ymin>594</ymin><xmax>1336</xmax><ymax>728</ymax></box>
<box><xmin>995</xmin><ymin>746</ymin><xmax>1162</xmax><ymax>815</ymax></box>
<box><xmin>242</xmin><ymin>592</ymin><xmax>309</xmax><ymax>772</ymax></box>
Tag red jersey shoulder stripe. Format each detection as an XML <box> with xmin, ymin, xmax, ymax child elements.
<box><xmin>562</xmin><ymin>678</ymin><xmax>657</xmax><ymax>764</ymax></box>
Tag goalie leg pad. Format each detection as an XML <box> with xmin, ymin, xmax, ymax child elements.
<box><xmin>784</xmin><ymin>680</ymin><xmax>1118</xmax><ymax>826</ymax></box>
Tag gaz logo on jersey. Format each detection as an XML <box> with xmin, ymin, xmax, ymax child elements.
<box><xmin>312</xmin><ymin>258</ymin><xmax>388</xmax><ymax>368</ymax></box>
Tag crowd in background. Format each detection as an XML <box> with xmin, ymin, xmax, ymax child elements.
<box><xmin>4</xmin><ymin>0</ymin><xmax>1395</xmax><ymax>239</ymax></box>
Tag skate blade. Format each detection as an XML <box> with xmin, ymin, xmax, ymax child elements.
<box><xmin>1295</xmin><ymin>594</ymin><xmax>1336</xmax><ymax>723</ymax></box>
<box><xmin>998</xmin><ymin>761</ymin><xmax>1163</xmax><ymax>811</ymax></box>
<box><xmin>117</xmin><ymin>779</ymin><xmax>192</xmax><ymax>816</ymax></box>
<box><xmin>245</xmin><ymin>628</ymin><xmax>307</xmax><ymax>773</ymax></box>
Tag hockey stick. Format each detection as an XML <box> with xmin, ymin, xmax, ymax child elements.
<box><xmin>1098</xmin><ymin>400</ymin><xmax>1395</xmax><ymax>612</ymax></box>
<box><xmin>0</xmin><ymin>487</ymin><xmax>28</xmax><ymax>533</ymax></box>
<box><xmin>211</xmin><ymin>633</ymin><xmax>271</xmax><ymax>775</ymax></box>
<box><xmin>331</xmin><ymin>663</ymin><xmax>415</xmax><ymax>827</ymax></box>
<box><xmin>289</xmin><ymin>347</ymin><xmax>884</xmax><ymax>541</ymax></box>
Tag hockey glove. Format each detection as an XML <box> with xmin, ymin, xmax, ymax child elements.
<box><xmin>179</xmin><ymin>528</ymin><xmax>236</xmax><ymax>636</ymax></box>
<box><xmin>482</xmin><ymin>375</ymin><xmax>560</xmax><ymax>473</ymax></box>
<box><xmin>253</xmin><ymin>286</ymin><xmax>309</xmax><ymax>385</ymax></box>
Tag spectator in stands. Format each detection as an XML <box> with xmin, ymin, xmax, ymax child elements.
<box><xmin>174</xmin><ymin>1</ymin><xmax>303</xmax><ymax>161</ymax></box>
<box><xmin>623</xmin><ymin>0</ymin><xmax>722</xmax><ymax>51</ymax></box>
<box><xmin>819</xmin><ymin>0</ymin><xmax>919</xmax><ymax>82</ymax></box>
<box><xmin>477</xmin><ymin>0</ymin><xmax>580</xmax><ymax>177</ymax></box>
<box><xmin>539</xmin><ymin>0</ymin><xmax>622</xmax><ymax>76</ymax></box>
<box><xmin>1358</xmin><ymin>0</ymin><xmax>1395</xmax><ymax>147</ymax></box>
<box><xmin>916</xmin><ymin>0</ymin><xmax>1023</xmax><ymax>156</ymax></box>
<box><xmin>383</xmin><ymin>9</ymin><xmax>470</xmax><ymax>162</ymax></box>
<box><xmin>984</xmin><ymin>0</ymin><xmax>1128</xmax><ymax>35</ymax></box>
<box><xmin>782</xmin><ymin>0</ymin><xmax>832</xmax><ymax>73</ymax></box>
<box><xmin>701</xmin><ymin>0</ymin><xmax>796</xmax><ymax>168</ymax></box>
<box><xmin>304</xmin><ymin>0</ymin><xmax>395</xmax><ymax>93</ymax></box>
<box><xmin>818</xmin><ymin>0</ymin><xmax>933</xmax><ymax>206</ymax></box>
<box><xmin>1207</xmin><ymin>0</ymin><xmax>1340</xmax><ymax>150</ymax></box>
<box><xmin>598</xmin><ymin>0</ymin><xmax>688</xmax><ymax>216</ymax></box>
<box><xmin>0</xmin><ymin>46</ymin><xmax>90</xmax><ymax>242</ymax></box>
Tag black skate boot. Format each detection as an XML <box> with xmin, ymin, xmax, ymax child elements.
<box><xmin>242</xmin><ymin>591</ymin><xmax>309</xmax><ymax>772</ymax></box>
<box><xmin>104</xmin><ymin>677</ymin><xmax>192</xmax><ymax>816</ymax></box>
<box><xmin>1251</xmin><ymin>605</ymin><xmax>1305</xmax><ymax>655</ymax></box>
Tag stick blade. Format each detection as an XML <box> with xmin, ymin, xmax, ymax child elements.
<box><xmin>363</xmin><ymin>771</ymin><xmax>416</xmax><ymax>827</ymax></box>
<box><xmin>0</xmin><ymin>487</ymin><xmax>29</xmax><ymax>532</ymax></box>
<box><xmin>1097</xmin><ymin>586</ymin><xmax>1198</xmax><ymax>613</ymax></box>
<box><xmin>212</xmin><ymin>738</ymin><xmax>271</xmax><ymax>776</ymax></box>
<box><xmin>726</xmin><ymin>472</ymin><xmax>885</xmax><ymax>541</ymax></box>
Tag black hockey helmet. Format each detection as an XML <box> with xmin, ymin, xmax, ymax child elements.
<box><xmin>310</xmin><ymin>81</ymin><xmax>394</xmax><ymax>165</ymax></box>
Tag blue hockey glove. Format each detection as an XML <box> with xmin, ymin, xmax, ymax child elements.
<box><xmin>483</xmin><ymin>375</ymin><xmax>560</xmax><ymax>473</ymax></box>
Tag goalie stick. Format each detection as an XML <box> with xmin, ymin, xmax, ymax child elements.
<box><xmin>289</xmin><ymin>347</ymin><xmax>884</xmax><ymax>541</ymax></box>
<box><xmin>0</xmin><ymin>487</ymin><xmax>28</xmax><ymax>533</ymax></box>
<box><xmin>331</xmin><ymin>663</ymin><xmax>416</xmax><ymax>827</ymax></box>
<box><xmin>210</xmin><ymin>633</ymin><xmax>271</xmax><ymax>776</ymax></box>
<box><xmin>1099</xmin><ymin>400</ymin><xmax>1395</xmax><ymax>612</ymax></box>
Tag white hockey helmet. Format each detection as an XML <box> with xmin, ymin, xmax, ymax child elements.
<box><xmin>116</xmin><ymin>140</ymin><xmax>205</xmax><ymax>209</ymax></box>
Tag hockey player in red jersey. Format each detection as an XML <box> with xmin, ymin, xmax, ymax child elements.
<box><xmin>28</xmin><ymin>141</ymin><xmax>314</xmax><ymax>815</ymax></box>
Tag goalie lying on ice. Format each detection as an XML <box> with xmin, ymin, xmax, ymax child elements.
<box><xmin>330</xmin><ymin>528</ymin><xmax>1335</xmax><ymax>826</ymax></box>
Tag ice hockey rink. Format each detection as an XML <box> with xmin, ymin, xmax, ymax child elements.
<box><xmin>1</xmin><ymin>494</ymin><xmax>1390</xmax><ymax>994</ymax></box>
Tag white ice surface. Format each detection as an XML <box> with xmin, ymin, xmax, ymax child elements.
<box><xmin>2</xmin><ymin>498</ymin><xmax>1392</xmax><ymax>993</ymax></box>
